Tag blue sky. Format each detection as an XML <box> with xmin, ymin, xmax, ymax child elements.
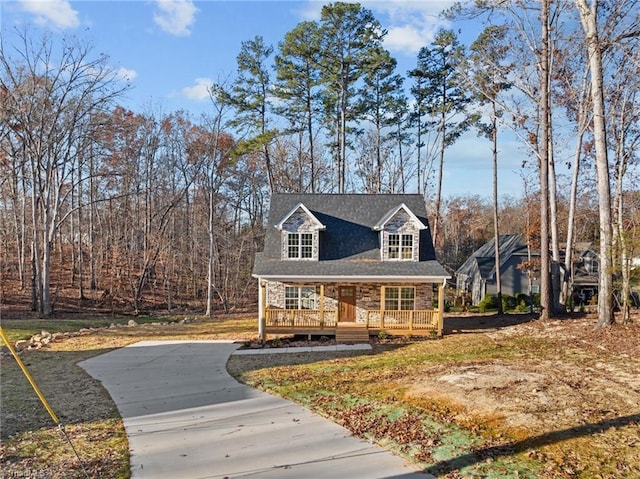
<box><xmin>1</xmin><ymin>0</ymin><xmax>543</xmax><ymax>199</ymax></box>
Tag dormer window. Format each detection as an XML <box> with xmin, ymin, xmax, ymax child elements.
<box><xmin>388</xmin><ymin>234</ymin><xmax>413</xmax><ymax>260</ymax></box>
<box><xmin>373</xmin><ymin>203</ymin><xmax>426</xmax><ymax>262</ymax></box>
<box><xmin>276</xmin><ymin>202</ymin><xmax>325</xmax><ymax>261</ymax></box>
<box><xmin>288</xmin><ymin>233</ymin><xmax>313</xmax><ymax>259</ymax></box>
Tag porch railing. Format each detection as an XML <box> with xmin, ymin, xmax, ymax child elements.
<box><xmin>264</xmin><ymin>308</ymin><xmax>439</xmax><ymax>333</ymax></box>
<box><xmin>365</xmin><ymin>310</ymin><xmax>439</xmax><ymax>332</ymax></box>
<box><xmin>265</xmin><ymin>309</ymin><xmax>338</xmax><ymax>329</ymax></box>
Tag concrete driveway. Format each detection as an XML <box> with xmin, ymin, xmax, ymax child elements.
<box><xmin>80</xmin><ymin>340</ymin><xmax>432</xmax><ymax>479</ymax></box>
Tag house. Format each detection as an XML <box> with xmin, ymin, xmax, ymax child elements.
<box><xmin>455</xmin><ymin>234</ymin><xmax>539</xmax><ymax>306</ymax></box>
<box><xmin>252</xmin><ymin>194</ymin><xmax>450</xmax><ymax>341</ymax></box>
<box><xmin>570</xmin><ymin>243</ymin><xmax>599</xmax><ymax>307</ymax></box>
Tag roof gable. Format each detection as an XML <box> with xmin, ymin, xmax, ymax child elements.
<box><xmin>274</xmin><ymin>202</ymin><xmax>326</xmax><ymax>231</ymax></box>
<box><xmin>456</xmin><ymin>234</ymin><xmax>528</xmax><ymax>278</ymax></box>
<box><xmin>264</xmin><ymin>194</ymin><xmax>437</xmax><ymax>261</ymax></box>
<box><xmin>253</xmin><ymin>194</ymin><xmax>450</xmax><ymax>280</ymax></box>
<box><xmin>372</xmin><ymin>203</ymin><xmax>427</xmax><ymax>231</ymax></box>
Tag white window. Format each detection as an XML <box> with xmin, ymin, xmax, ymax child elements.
<box><xmin>287</xmin><ymin>233</ymin><xmax>313</xmax><ymax>259</ymax></box>
<box><xmin>384</xmin><ymin>287</ymin><xmax>415</xmax><ymax>310</ymax></box>
<box><xmin>285</xmin><ymin>286</ymin><xmax>316</xmax><ymax>310</ymax></box>
<box><xmin>388</xmin><ymin>233</ymin><xmax>413</xmax><ymax>260</ymax></box>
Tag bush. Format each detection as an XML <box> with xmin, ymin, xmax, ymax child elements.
<box><xmin>478</xmin><ymin>294</ymin><xmax>499</xmax><ymax>312</ymax></box>
<box><xmin>502</xmin><ymin>295</ymin><xmax>518</xmax><ymax>311</ymax></box>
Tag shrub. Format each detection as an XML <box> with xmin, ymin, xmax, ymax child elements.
<box><xmin>502</xmin><ymin>295</ymin><xmax>518</xmax><ymax>311</ymax></box>
<box><xmin>478</xmin><ymin>294</ymin><xmax>499</xmax><ymax>312</ymax></box>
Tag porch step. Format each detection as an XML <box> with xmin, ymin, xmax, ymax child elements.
<box><xmin>335</xmin><ymin>323</ymin><xmax>370</xmax><ymax>344</ymax></box>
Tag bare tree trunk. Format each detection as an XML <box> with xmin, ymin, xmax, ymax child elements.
<box><xmin>492</xmin><ymin>101</ymin><xmax>503</xmax><ymax>315</ymax></box>
<box><xmin>575</xmin><ymin>0</ymin><xmax>614</xmax><ymax>327</ymax></box>
<box><xmin>539</xmin><ymin>0</ymin><xmax>552</xmax><ymax>321</ymax></box>
<box><xmin>548</xmin><ymin>121</ymin><xmax>562</xmax><ymax>313</ymax></box>
<box><xmin>562</xmin><ymin>62</ymin><xmax>591</xmax><ymax>311</ymax></box>
<box><xmin>206</xmin><ymin>188</ymin><xmax>215</xmax><ymax>318</ymax></box>
<box><xmin>433</xmin><ymin>108</ymin><xmax>446</xmax><ymax>249</ymax></box>
<box><xmin>563</xmin><ymin>128</ymin><xmax>585</xmax><ymax>311</ymax></box>
<box><xmin>89</xmin><ymin>154</ymin><xmax>97</xmax><ymax>291</ymax></box>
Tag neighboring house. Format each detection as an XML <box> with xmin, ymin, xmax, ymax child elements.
<box><xmin>571</xmin><ymin>243</ymin><xmax>599</xmax><ymax>306</ymax></box>
<box><xmin>455</xmin><ymin>234</ymin><xmax>539</xmax><ymax>306</ymax></box>
<box><xmin>252</xmin><ymin>194</ymin><xmax>450</xmax><ymax>340</ymax></box>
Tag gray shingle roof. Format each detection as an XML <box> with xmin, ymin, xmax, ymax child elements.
<box><xmin>455</xmin><ymin>234</ymin><xmax>529</xmax><ymax>280</ymax></box>
<box><xmin>253</xmin><ymin>193</ymin><xmax>449</xmax><ymax>281</ymax></box>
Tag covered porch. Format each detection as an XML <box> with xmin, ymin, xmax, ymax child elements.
<box><xmin>258</xmin><ymin>281</ymin><xmax>446</xmax><ymax>340</ymax></box>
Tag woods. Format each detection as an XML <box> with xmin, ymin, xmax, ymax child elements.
<box><xmin>1</xmin><ymin>2</ymin><xmax>639</xmax><ymax>326</ymax></box>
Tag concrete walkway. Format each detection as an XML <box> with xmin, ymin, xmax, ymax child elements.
<box><xmin>80</xmin><ymin>340</ymin><xmax>432</xmax><ymax>479</ymax></box>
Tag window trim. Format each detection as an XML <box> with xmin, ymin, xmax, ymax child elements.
<box><xmin>384</xmin><ymin>286</ymin><xmax>415</xmax><ymax>310</ymax></box>
<box><xmin>285</xmin><ymin>286</ymin><xmax>316</xmax><ymax>310</ymax></box>
<box><xmin>387</xmin><ymin>233</ymin><xmax>414</xmax><ymax>260</ymax></box>
<box><xmin>286</xmin><ymin>232</ymin><xmax>314</xmax><ymax>259</ymax></box>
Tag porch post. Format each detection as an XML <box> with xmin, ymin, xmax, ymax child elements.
<box><xmin>258</xmin><ymin>279</ymin><xmax>266</xmax><ymax>343</ymax></box>
<box><xmin>380</xmin><ymin>285</ymin><xmax>385</xmax><ymax>329</ymax></box>
<box><xmin>319</xmin><ymin>284</ymin><xmax>325</xmax><ymax>328</ymax></box>
<box><xmin>437</xmin><ymin>280</ymin><xmax>445</xmax><ymax>336</ymax></box>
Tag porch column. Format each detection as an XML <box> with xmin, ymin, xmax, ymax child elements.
<box><xmin>437</xmin><ymin>280</ymin><xmax>445</xmax><ymax>336</ymax></box>
<box><xmin>380</xmin><ymin>285</ymin><xmax>385</xmax><ymax>329</ymax></box>
<box><xmin>258</xmin><ymin>279</ymin><xmax>266</xmax><ymax>342</ymax></box>
<box><xmin>319</xmin><ymin>284</ymin><xmax>325</xmax><ymax>328</ymax></box>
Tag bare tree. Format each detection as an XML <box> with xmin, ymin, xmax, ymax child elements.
<box><xmin>0</xmin><ymin>30</ymin><xmax>127</xmax><ymax>316</ymax></box>
<box><xmin>573</xmin><ymin>0</ymin><xmax>639</xmax><ymax>326</ymax></box>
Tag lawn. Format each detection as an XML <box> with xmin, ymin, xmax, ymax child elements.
<box><xmin>2</xmin><ymin>313</ymin><xmax>639</xmax><ymax>478</ymax></box>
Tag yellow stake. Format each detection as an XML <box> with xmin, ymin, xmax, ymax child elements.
<box><xmin>0</xmin><ymin>325</ymin><xmax>60</xmax><ymax>425</ymax></box>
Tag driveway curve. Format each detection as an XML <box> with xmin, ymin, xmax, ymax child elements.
<box><xmin>80</xmin><ymin>340</ymin><xmax>431</xmax><ymax>479</ymax></box>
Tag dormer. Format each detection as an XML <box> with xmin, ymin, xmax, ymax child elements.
<box><xmin>372</xmin><ymin>203</ymin><xmax>427</xmax><ymax>262</ymax></box>
<box><xmin>275</xmin><ymin>203</ymin><xmax>325</xmax><ymax>260</ymax></box>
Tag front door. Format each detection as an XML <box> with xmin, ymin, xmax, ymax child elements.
<box><xmin>338</xmin><ymin>286</ymin><xmax>356</xmax><ymax>322</ymax></box>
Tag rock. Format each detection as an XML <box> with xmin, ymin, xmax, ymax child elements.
<box><xmin>127</xmin><ymin>319</ymin><xmax>138</xmax><ymax>327</ymax></box>
<box><xmin>15</xmin><ymin>340</ymin><xmax>29</xmax><ymax>352</ymax></box>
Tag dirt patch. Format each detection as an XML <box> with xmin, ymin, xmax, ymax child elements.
<box><xmin>406</xmin><ymin>316</ymin><xmax>640</xmax><ymax>438</ymax></box>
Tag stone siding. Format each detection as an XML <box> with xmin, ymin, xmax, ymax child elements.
<box><xmin>266</xmin><ymin>281</ymin><xmax>434</xmax><ymax>324</ymax></box>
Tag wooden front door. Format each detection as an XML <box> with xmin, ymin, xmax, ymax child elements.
<box><xmin>338</xmin><ymin>286</ymin><xmax>356</xmax><ymax>322</ymax></box>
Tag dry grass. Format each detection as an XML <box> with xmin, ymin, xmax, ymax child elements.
<box><xmin>0</xmin><ymin>315</ymin><xmax>256</xmax><ymax>479</ymax></box>
<box><xmin>2</xmin><ymin>313</ymin><xmax>640</xmax><ymax>478</ymax></box>
<box><xmin>229</xmin><ymin>315</ymin><xmax>640</xmax><ymax>478</ymax></box>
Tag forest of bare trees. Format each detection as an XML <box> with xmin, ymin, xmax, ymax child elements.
<box><xmin>1</xmin><ymin>1</ymin><xmax>639</xmax><ymax>326</ymax></box>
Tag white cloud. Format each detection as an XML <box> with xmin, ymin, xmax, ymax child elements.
<box><xmin>153</xmin><ymin>0</ymin><xmax>198</xmax><ymax>37</ymax></box>
<box><xmin>116</xmin><ymin>67</ymin><xmax>137</xmax><ymax>82</ymax></box>
<box><xmin>385</xmin><ymin>25</ymin><xmax>428</xmax><ymax>55</ymax></box>
<box><xmin>294</xmin><ymin>1</ymin><xmax>454</xmax><ymax>55</ymax></box>
<box><xmin>370</xmin><ymin>1</ymin><xmax>455</xmax><ymax>55</ymax></box>
<box><xmin>181</xmin><ymin>78</ymin><xmax>213</xmax><ymax>101</ymax></box>
<box><xmin>19</xmin><ymin>0</ymin><xmax>80</xmax><ymax>29</ymax></box>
